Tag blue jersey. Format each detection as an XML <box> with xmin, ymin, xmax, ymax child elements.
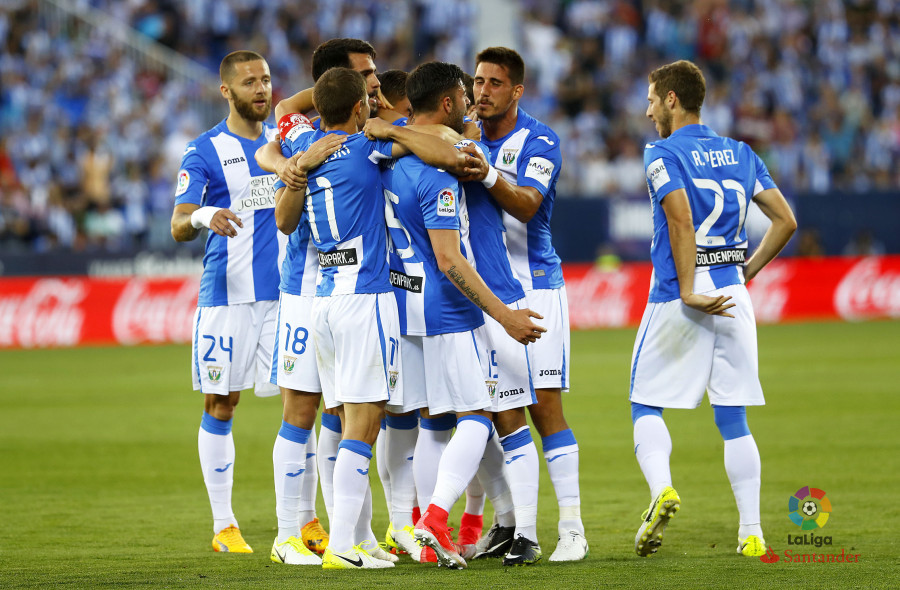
<box><xmin>278</xmin><ymin>127</ymin><xmax>322</xmax><ymax>297</ymax></box>
<box><xmin>281</xmin><ymin>130</ymin><xmax>394</xmax><ymax>296</ymax></box>
<box><xmin>644</xmin><ymin>124</ymin><xmax>777</xmax><ymax>303</ymax></box>
<box><xmin>479</xmin><ymin>108</ymin><xmax>564</xmax><ymax>291</ymax></box>
<box><xmin>457</xmin><ymin>140</ymin><xmax>524</xmax><ymax>305</ymax></box>
<box><xmin>382</xmin><ymin>153</ymin><xmax>483</xmax><ymax>336</ymax></box>
<box><xmin>175</xmin><ymin>119</ymin><xmax>285</xmax><ymax>307</ymax></box>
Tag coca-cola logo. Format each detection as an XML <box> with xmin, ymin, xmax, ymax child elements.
<box><xmin>747</xmin><ymin>261</ymin><xmax>793</xmax><ymax>323</ymax></box>
<box><xmin>112</xmin><ymin>279</ymin><xmax>199</xmax><ymax>344</ymax></box>
<box><xmin>834</xmin><ymin>258</ymin><xmax>900</xmax><ymax>321</ymax></box>
<box><xmin>0</xmin><ymin>279</ymin><xmax>86</xmax><ymax>348</ymax></box>
<box><xmin>566</xmin><ymin>267</ymin><xmax>635</xmax><ymax>329</ymax></box>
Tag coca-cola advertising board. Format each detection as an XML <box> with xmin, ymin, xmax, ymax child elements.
<box><xmin>565</xmin><ymin>256</ymin><xmax>900</xmax><ymax>329</ymax></box>
<box><xmin>0</xmin><ymin>256</ymin><xmax>897</xmax><ymax>348</ymax></box>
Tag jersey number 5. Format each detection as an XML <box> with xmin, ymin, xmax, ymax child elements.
<box><xmin>691</xmin><ymin>178</ymin><xmax>747</xmax><ymax>247</ymax></box>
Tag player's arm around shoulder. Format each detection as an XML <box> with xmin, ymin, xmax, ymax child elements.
<box><xmin>428</xmin><ymin>228</ymin><xmax>545</xmax><ymax>345</ymax></box>
<box><xmin>660</xmin><ymin>188</ymin><xmax>734</xmax><ymax>317</ymax></box>
<box><xmin>363</xmin><ymin>118</ymin><xmax>473</xmax><ymax>175</ymax></box>
<box><xmin>744</xmin><ymin>187</ymin><xmax>797</xmax><ymax>282</ymax></box>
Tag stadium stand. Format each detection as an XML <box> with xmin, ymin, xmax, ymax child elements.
<box><xmin>1</xmin><ymin>0</ymin><xmax>898</xmax><ymax>254</ymax></box>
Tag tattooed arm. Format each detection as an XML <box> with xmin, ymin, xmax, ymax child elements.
<box><xmin>427</xmin><ymin>228</ymin><xmax>545</xmax><ymax>344</ymax></box>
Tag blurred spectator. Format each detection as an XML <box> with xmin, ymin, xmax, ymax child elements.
<box><xmin>1</xmin><ymin>0</ymin><xmax>899</xmax><ymax>255</ymax></box>
<box><xmin>843</xmin><ymin>229</ymin><xmax>885</xmax><ymax>257</ymax></box>
<box><xmin>795</xmin><ymin>228</ymin><xmax>825</xmax><ymax>258</ymax></box>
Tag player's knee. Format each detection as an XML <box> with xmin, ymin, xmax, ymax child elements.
<box><xmin>713</xmin><ymin>405</ymin><xmax>751</xmax><ymax>440</ymax></box>
<box><xmin>631</xmin><ymin>402</ymin><xmax>663</xmax><ymax>424</ymax></box>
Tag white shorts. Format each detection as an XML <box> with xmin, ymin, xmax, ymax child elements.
<box><xmin>389</xmin><ymin>335</ymin><xmax>428</xmax><ymax>413</ymax></box>
<box><xmin>313</xmin><ymin>292</ymin><xmax>402</xmax><ymax>410</ymax></box>
<box><xmin>418</xmin><ymin>330</ymin><xmax>492</xmax><ymax>415</ymax></box>
<box><xmin>191</xmin><ymin>300</ymin><xmax>280</xmax><ymax>397</ymax></box>
<box><xmin>629</xmin><ymin>283</ymin><xmax>764</xmax><ymax>409</ymax></box>
<box><xmin>475</xmin><ymin>298</ymin><xmax>536</xmax><ymax>412</ymax></box>
<box><xmin>271</xmin><ymin>292</ymin><xmax>321</xmax><ymax>393</ymax></box>
<box><xmin>525</xmin><ymin>286</ymin><xmax>570</xmax><ymax>391</ymax></box>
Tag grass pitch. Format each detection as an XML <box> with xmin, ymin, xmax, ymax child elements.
<box><xmin>1</xmin><ymin>321</ymin><xmax>898</xmax><ymax>589</ymax></box>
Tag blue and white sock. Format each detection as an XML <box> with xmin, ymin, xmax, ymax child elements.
<box><xmin>299</xmin><ymin>426</ymin><xmax>318</xmax><ymax>527</ymax></box>
<box><xmin>501</xmin><ymin>425</ymin><xmax>539</xmax><ymax>541</ymax></box>
<box><xmin>375</xmin><ymin>421</ymin><xmax>391</xmax><ymax>521</ymax></box>
<box><xmin>273</xmin><ymin>421</ymin><xmax>310</xmax><ymax>542</ymax></box>
<box><xmin>430</xmin><ymin>416</ymin><xmax>492</xmax><ymax>513</ymax></box>
<box><xmin>318</xmin><ymin>413</ymin><xmax>342</xmax><ymax>524</ymax></box>
<box><xmin>386</xmin><ymin>413</ymin><xmax>419</xmax><ymax>529</ymax></box>
<box><xmin>632</xmin><ymin>404</ymin><xmax>672</xmax><ymax>500</ymax></box>
<box><xmin>413</xmin><ymin>414</ymin><xmax>455</xmax><ymax>511</ymax></box>
<box><xmin>353</xmin><ymin>481</ymin><xmax>379</xmax><ymax>548</ymax></box>
<box><xmin>714</xmin><ymin>406</ymin><xmax>762</xmax><ymax>539</ymax></box>
<box><xmin>198</xmin><ymin>412</ymin><xmax>237</xmax><ymax>534</ymax></box>
<box><xmin>542</xmin><ymin>428</ymin><xmax>584</xmax><ymax>534</ymax></box>
<box><xmin>477</xmin><ymin>431</ymin><xmax>515</xmax><ymax>527</ymax></box>
<box><xmin>330</xmin><ymin>440</ymin><xmax>372</xmax><ymax>554</ymax></box>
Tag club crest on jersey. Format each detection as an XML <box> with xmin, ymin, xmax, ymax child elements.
<box><xmin>283</xmin><ymin>356</ymin><xmax>296</xmax><ymax>374</ymax></box>
<box><xmin>501</xmin><ymin>148</ymin><xmax>518</xmax><ymax>166</ymax></box>
<box><xmin>389</xmin><ymin>371</ymin><xmax>399</xmax><ymax>391</ymax></box>
<box><xmin>486</xmin><ymin>380</ymin><xmax>498</xmax><ymax>399</ymax></box>
<box><xmin>437</xmin><ymin>187</ymin><xmax>456</xmax><ymax>217</ymax></box>
<box><xmin>207</xmin><ymin>366</ymin><xmax>223</xmax><ymax>384</ymax></box>
<box><xmin>175</xmin><ymin>170</ymin><xmax>190</xmax><ymax>196</ymax></box>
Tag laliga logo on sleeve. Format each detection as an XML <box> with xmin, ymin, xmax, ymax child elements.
<box><xmin>436</xmin><ymin>188</ymin><xmax>456</xmax><ymax>216</ymax></box>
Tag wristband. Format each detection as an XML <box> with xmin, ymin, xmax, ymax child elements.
<box><xmin>482</xmin><ymin>165</ymin><xmax>499</xmax><ymax>189</ymax></box>
<box><xmin>190</xmin><ymin>206</ymin><xmax>221</xmax><ymax>229</ymax></box>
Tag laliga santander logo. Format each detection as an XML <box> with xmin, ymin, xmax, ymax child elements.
<box><xmin>439</xmin><ymin>189</ymin><xmax>454</xmax><ymax>208</ymax></box>
<box><xmin>788</xmin><ymin>486</ymin><xmax>831</xmax><ymax>530</ymax></box>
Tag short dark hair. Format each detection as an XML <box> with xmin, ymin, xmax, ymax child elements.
<box><xmin>312</xmin><ymin>38</ymin><xmax>377</xmax><ymax>81</ymax></box>
<box><xmin>313</xmin><ymin>67</ymin><xmax>366</xmax><ymax>127</ymax></box>
<box><xmin>377</xmin><ymin>70</ymin><xmax>408</xmax><ymax>105</ymax></box>
<box><xmin>475</xmin><ymin>47</ymin><xmax>525</xmax><ymax>85</ymax></box>
<box><xmin>406</xmin><ymin>61</ymin><xmax>465</xmax><ymax>114</ymax></box>
<box><xmin>648</xmin><ymin>60</ymin><xmax>706</xmax><ymax>116</ymax></box>
<box><xmin>461</xmin><ymin>71</ymin><xmax>475</xmax><ymax>106</ymax></box>
<box><xmin>220</xmin><ymin>50</ymin><xmax>265</xmax><ymax>83</ymax></box>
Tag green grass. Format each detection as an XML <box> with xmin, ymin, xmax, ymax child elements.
<box><xmin>1</xmin><ymin>321</ymin><xmax>899</xmax><ymax>588</ymax></box>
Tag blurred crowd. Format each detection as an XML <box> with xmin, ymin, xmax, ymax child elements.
<box><xmin>2</xmin><ymin>0</ymin><xmax>898</xmax><ymax>253</ymax></box>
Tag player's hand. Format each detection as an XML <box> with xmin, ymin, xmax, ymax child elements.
<box><xmin>363</xmin><ymin>117</ymin><xmax>393</xmax><ymax>140</ymax></box>
<box><xmin>375</xmin><ymin>87</ymin><xmax>394</xmax><ymax>111</ymax></box>
<box><xmin>499</xmin><ymin>308</ymin><xmax>546</xmax><ymax>345</ymax></box>
<box><xmin>682</xmin><ymin>293</ymin><xmax>735</xmax><ymax>317</ymax></box>
<box><xmin>296</xmin><ymin>133</ymin><xmax>346</xmax><ymax>173</ymax></box>
<box><xmin>209</xmin><ymin>209</ymin><xmax>243</xmax><ymax>238</ymax></box>
<box><xmin>463</xmin><ymin>120</ymin><xmax>482</xmax><ymax>141</ymax></box>
<box><xmin>275</xmin><ymin>154</ymin><xmax>306</xmax><ymax>190</ymax></box>
<box><xmin>455</xmin><ymin>145</ymin><xmax>489</xmax><ymax>182</ymax></box>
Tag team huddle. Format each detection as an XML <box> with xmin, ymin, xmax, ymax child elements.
<box><xmin>171</xmin><ymin>37</ymin><xmax>795</xmax><ymax>570</ymax></box>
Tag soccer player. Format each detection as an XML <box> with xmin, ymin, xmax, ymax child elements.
<box><xmin>170</xmin><ymin>50</ymin><xmax>283</xmax><ymax>554</ymax></box>
<box><xmin>630</xmin><ymin>60</ymin><xmax>796</xmax><ymax>558</ymax></box>
<box><xmin>376</xmin><ymin>61</ymin><xmax>546</xmax><ymax>570</ymax></box>
<box><xmin>267</xmin><ymin>121</ymin><xmax>345</xmax><ymax>565</ymax></box>
<box><xmin>472</xmin><ymin>47</ymin><xmax>588</xmax><ymax>561</ymax></box>
<box><xmin>275</xmin><ymin>67</ymin><xmax>474</xmax><ymax>569</ymax></box>
<box><xmin>258</xmin><ymin>38</ymin><xmax>390</xmax><ymax>558</ymax></box>
<box><xmin>377</xmin><ymin>69</ymin><xmax>412</xmax><ymax>119</ymax></box>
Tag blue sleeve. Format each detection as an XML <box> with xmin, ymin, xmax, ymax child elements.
<box><xmin>419</xmin><ymin>168</ymin><xmax>461</xmax><ymax>231</ymax></box>
<box><xmin>516</xmin><ymin>133</ymin><xmax>561</xmax><ymax>196</ymax></box>
<box><xmin>173</xmin><ymin>142</ymin><xmax>210</xmax><ymax>206</ymax></box>
<box><xmin>367</xmin><ymin>137</ymin><xmax>395</xmax><ymax>163</ymax></box>
<box><xmin>644</xmin><ymin>145</ymin><xmax>685</xmax><ymax>204</ymax></box>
